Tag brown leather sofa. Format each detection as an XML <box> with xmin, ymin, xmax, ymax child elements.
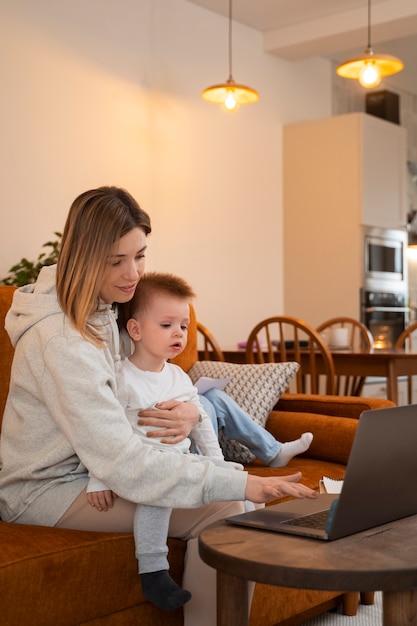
<box><xmin>0</xmin><ymin>285</ymin><xmax>393</xmax><ymax>626</ymax></box>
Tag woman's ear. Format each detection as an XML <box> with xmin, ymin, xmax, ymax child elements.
<box><xmin>126</xmin><ymin>317</ymin><xmax>141</xmax><ymax>342</ymax></box>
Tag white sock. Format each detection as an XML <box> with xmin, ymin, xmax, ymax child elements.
<box><xmin>269</xmin><ymin>432</ymin><xmax>313</xmax><ymax>468</ymax></box>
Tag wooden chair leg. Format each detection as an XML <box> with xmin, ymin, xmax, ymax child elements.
<box><xmin>342</xmin><ymin>592</ymin><xmax>359</xmax><ymax>615</ymax></box>
<box><xmin>360</xmin><ymin>591</ymin><xmax>375</xmax><ymax>605</ymax></box>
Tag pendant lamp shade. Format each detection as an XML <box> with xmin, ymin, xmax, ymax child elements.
<box><xmin>336</xmin><ymin>0</ymin><xmax>404</xmax><ymax>88</ymax></box>
<box><xmin>201</xmin><ymin>79</ymin><xmax>259</xmax><ymax>111</ymax></box>
<box><xmin>337</xmin><ymin>49</ymin><xmax>404</xmax><ymax>89</ymax></box>
<box><xmin>201</xmin><ymin>0</ymin><xmax>259</xmax><ymax>112</ymax></box>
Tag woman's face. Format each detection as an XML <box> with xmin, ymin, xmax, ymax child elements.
<box><xmin>100</xmin><ymin>227</ymin><xmax>147</xmax><ymax>304</ymax></box>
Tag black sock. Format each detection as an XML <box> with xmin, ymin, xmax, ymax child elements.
<box><xmin>140</xmin><ymin>570</ymin><xmax>192</xmax><ymax>611</ymax></box>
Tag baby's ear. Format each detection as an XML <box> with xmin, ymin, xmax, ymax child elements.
<box><xmin>126</xmin><ymin>317</ymin><xmax>141</xmax><ymax>341</ymax></box>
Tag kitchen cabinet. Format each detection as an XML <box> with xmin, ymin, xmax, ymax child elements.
<box><xmin>361</xmin><ymin>115</ymin><xmax>407</xmax><ymax>228</ymax></box>
<box><xmin>283</xmin><ymin>112</ymin><xmax>407</xmax><ymax>328</ymax></box>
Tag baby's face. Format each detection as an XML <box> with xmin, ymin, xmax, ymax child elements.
<box><xmin>136</xmin><ymin>293</ymin><xmax>190</xmax><ymax>361</ymax></box>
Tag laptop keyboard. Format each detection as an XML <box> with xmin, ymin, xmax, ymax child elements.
<box><xmin>285</xmin><ymin>509</ymin><xmax>329</xmax><ymax>529</ymax></box>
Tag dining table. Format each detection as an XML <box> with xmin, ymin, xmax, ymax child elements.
<box><xmin>219</xmin><ymin>347</ymin><xmax>417</xmax><ymax>405</ymax></box>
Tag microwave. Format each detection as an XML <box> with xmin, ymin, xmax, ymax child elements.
<box><xmin>363</xmin><ymin>227</ymin><xmax>408</xmax><ymax>290</ymax></box>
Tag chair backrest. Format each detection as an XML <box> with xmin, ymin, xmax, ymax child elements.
<box><xmin>316</xmin><ymin>317</ymin><xmax>374</xmax><ymax>352</ymax></box>
<box><xmin>394</xmin><ymin>321</ymin><xmax>417</xmax><ymax>404</ymax></box>
<box><xmin>316</xmin><ymin>317</ymin><xmax>373</xmax><ymax>396</ymax></box>
<box><xmin>395</xmin><ymin>321</ymin><xmax>417</xmax><ymax>352</ymax></box>
<box><xmin>245</xmin><ymin>315</ymin><xmax>336</xmax><ymax>395</ymax></box>
<box><xmin>196</xmin><ymin>321</ymin><xmax>225</xmax><ymax>362</ymax></box>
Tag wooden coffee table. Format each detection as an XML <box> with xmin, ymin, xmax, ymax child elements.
<box><xmin>199</xmin><ymin>515</ymin><xmax>417</xmax><ymax>625</ymax></box>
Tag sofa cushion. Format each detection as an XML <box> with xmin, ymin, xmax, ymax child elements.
<box><xmin>0</xmin><ymin>286</ymin><xmax>16</xmax><ymax>427</ymax></box>
<box><xmin>0</xmin><ymin>521</ymin><xmax>185</xmax><ymax>626</ymax></box>
<box><xmin>188</xmin><ymin>360</ymin><xmax>299</xmax><ymax>463</ymax></box>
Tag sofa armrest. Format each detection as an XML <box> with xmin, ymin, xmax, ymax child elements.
<box><xmin>265</xmin><ymin>410</ymin><xmax>357</xmax><ymax>465</ymax></box>
<box><xmin>275</xmin><ymin>393</ymin><xmax>395</xmax><ymax>418</ymax></box>
<box><xmin>265</xmin><ymin>394</ymin><xmax>395</xmax><ymax>466</ymax></box>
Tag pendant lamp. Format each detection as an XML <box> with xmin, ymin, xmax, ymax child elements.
<box><xmin>201</xmin><ymin>0</ymin><xmax>259</xmax><ymax>112</ymax></box>
<box><xmin>336</xmin><ymin>0</ymin><xmax>404</xmax><ymax>88</ymax></box>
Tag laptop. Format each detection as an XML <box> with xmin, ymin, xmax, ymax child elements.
<box><xmin>227</xmin><ymin>404</ymin><xmax>417</xmax><ymax>540</ymax></box>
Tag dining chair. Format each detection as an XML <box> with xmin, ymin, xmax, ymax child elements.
<box><xmin>245</xmin><ymin>316</ymin><xmax>336</xmax><ymax>395</ymax></box>
<box><xmin>395</xmin><ymin>321</ymin><xmax>417</xmax><ymax>404</ymax></box>
<box><xmin>196</xmin><ymin>321</ymin><xmax>225</xmax><ymax>362</ymax></box>
<box><xmin>316</xmin><ymin>317</ymin><xmax>374</xmax><ymax>396</ymax></box>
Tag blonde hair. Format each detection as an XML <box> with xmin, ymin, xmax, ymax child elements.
<box><xmin>56</xmin><ymin>186</ymin><xmax>151</xmax><ymax>345</ymax></box>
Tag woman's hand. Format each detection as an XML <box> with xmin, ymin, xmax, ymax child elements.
<box><xmin>245</xmin><ymin>472</ymin><xmax>318</xmax><ymax>504</ymax></box>
<box><xmin>138</xmin><ymin>400</ymin><xmax>199</xmax><ymax>444</ymax></box>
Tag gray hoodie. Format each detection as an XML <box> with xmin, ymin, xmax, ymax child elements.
<box><xmin>0</xmin><ymin>265</ymin><xmax>246</xmax><ymax>525</ymax></box>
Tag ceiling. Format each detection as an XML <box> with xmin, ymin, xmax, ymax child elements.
<box><xmin>187</xmin><ymin>0</ymin><xmax>417</xmax><ymax>94</ymax></box>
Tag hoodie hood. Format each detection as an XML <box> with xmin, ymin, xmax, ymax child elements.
<box><xmin>5</xmin><ymin>264</ymin><xmax>120</xmax><ymax>361</ymax></box>
<box><xmin>5</xmin><ymin>265</ymin><xmax>61</xmax><ymax>348</ymax></box>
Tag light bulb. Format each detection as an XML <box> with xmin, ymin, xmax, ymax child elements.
<box><xmin>224</xmin><ymin>90</ymin><xmax>238</xmax><ymax>112</ymax></box>
<box><xmin>358</xmin><ymin>63</ymin><xmax>381</xmax><ymax>88</ymax></box>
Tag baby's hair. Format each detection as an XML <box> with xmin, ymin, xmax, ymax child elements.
<box><xmin>125</xmin><ymin>272</ymin><xmax>196</xmax><ymax>323</ymax></box>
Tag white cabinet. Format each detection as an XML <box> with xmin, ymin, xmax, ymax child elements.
<box><xmin>362</xmin><ymin>116</ymin><xmax>407</xmax><ymax>228</ymax></box>
<box><xmin>283</xmin><ymin>113</ymin><xmax>407</xmax><ymax>328</ymax></box>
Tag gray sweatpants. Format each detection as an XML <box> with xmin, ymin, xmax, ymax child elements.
<box><xmin>134</xmin><ymin>503</ymin><xmax>172</xmax><ymax>573</ymax></box>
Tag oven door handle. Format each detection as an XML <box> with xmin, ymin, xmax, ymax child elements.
<box><xmin>365</xmin><ymin>306</ymin><xmax>411</xmax><ymax>313</ymax></box>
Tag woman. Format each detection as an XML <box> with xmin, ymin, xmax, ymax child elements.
<box><xmin>0</xmin><ymin>186</ymin><xmax>317</xmax><ymax>625</ymax></box>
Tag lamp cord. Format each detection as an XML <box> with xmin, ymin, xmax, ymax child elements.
<box><xmin>228</xmin><ymin>0</ymin><xmax>233</xmax><ymax>80</ymax></box>
<box><xmin>367</xmin><ymin>0</ymin><xmax>372</xmax><ymax>50</ymax></box>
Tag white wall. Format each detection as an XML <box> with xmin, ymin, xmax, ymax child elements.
<box><xmin>0</xmin><ymin>0</ymin><xmax>332</xmax><ymax>347</ymax></box>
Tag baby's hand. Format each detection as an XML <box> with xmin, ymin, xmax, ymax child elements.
<box><xmin>87</xmin><ymin>489</ymin><xmax>117</xmax><ymax>512</ymax></box>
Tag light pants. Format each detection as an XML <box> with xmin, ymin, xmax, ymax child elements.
<box><xmin>56</xmin><ymin>488</ymin><xmax>253</xmax><ymax>626</ymax></box>
<box><xmin>134</xmin><ymin>503</ymin><xmax>171</xmax><ymax>573</ymax></box>
<box><xmin>200</xmin><ymin>388</ymin><xmax>281</xmax><ymax>464</ymax></box>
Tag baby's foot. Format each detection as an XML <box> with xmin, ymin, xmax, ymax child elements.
<box><xmin>269</xmin><ymin>432</ymin><xmax>313</xmax><ymax>468</ymax></box>
<box><xmin>140</xmin><ymin>570</ymin><xmax>191</xmax><ymax>611</ymax></box>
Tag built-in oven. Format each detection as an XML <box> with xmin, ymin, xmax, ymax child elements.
<box><xmin>363</xmin><ymin>226</ymin><xmax>408</xmax><ymax>293</ymax></box>
<box><xmin>361</xmin><ymin>226</ymin><xmax>409</xmax><ymax>348</ymax></box>
<box><xmin>361</xmin><ymin>290</ymin><xmax>409</xmax><ymax>349</ymax></box>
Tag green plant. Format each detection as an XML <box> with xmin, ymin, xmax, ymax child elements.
<box><xmin>1</xmin><ymin>232</ymin><xmax>62</xmax><ymax>286</ymax></box>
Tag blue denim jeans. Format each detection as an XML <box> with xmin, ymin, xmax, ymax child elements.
<box><xmin>199</xmin><ymin>388</ymin><xmax>280</xmax><ymax>465</ymax></box>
